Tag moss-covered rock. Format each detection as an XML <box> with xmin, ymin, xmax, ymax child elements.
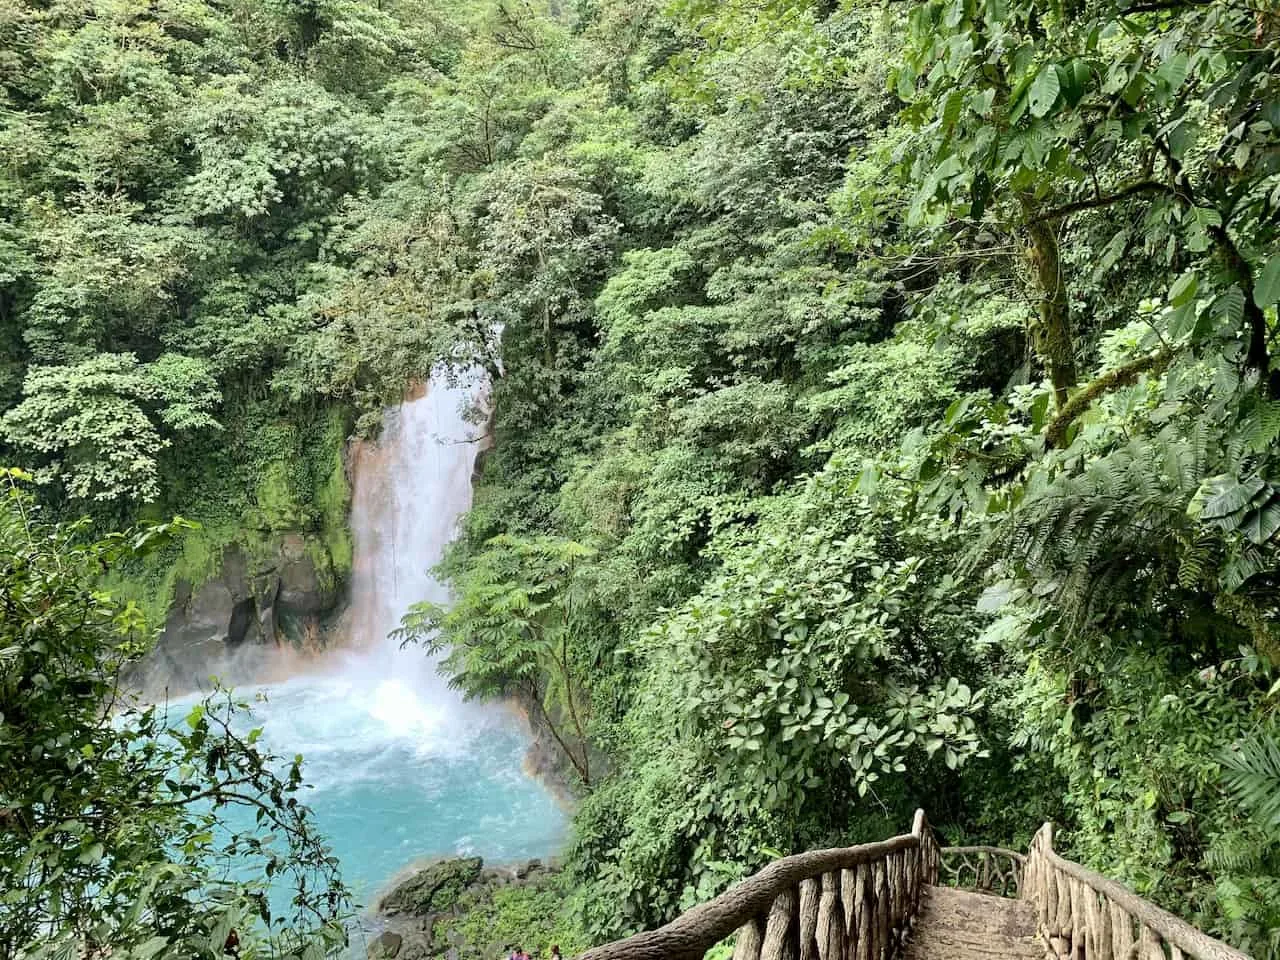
<box><xmin>110</xmin><ymin>402</ymin><xmax>357</xmax><ymax>696</ymax></box>
<box><xmin>374</xmin><ymin>859</ymin><xmax>582</xmax><ymax>960</ymax></box>
<box><xmin>380</xmin><ymin>857</ymin><xmax>484</xmax><ymax>917</ymax></box>
<box><xmin>125</xmin><ymin>532</ymin><xmax>346</xmax><ymax>695</ymax></box>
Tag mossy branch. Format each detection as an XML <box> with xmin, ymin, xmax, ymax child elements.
<box><xmin>1045</xmin><ymin>348</ymin><xmax>1174</xmax><ymax>448</ymax></box>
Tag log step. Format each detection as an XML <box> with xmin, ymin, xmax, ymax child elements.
<box><xmin>903</xmin><ymin>886</ymin><xmax>1041</xmax><ymax>960</ymax></box>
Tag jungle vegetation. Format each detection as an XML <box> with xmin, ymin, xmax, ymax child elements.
<box><xmin>2</xmin><ymin>0</ymin><xmax>1279</xmax><ymax>957</ymax></box>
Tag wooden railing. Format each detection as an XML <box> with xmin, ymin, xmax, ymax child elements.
<box><xmin>577</xmin><ymin>810</ymin><xmax>940</xmax><ymax>960</ymax></box>
<box><xmin>1024</xmin><ymin>823</ymin><xmax>1251</xmax><ymax>960</ymax></box>
<box><xmin>577</xmin><ymin>815</ymin><xmax>1251</xmax><ymax>960</ymax></box>
<box><xmin>938</xmin><ymin>845</ymin><xmax>1024</xmax><ymax>898</ymax></box>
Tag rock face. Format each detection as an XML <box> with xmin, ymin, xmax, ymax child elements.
<box><xmin>367</xmin><ymin>931</ymin><xmax>403</xmax><ymax>959</ymax></box>
<box><xmin>131</xmin><ymin>535</ymin><xmax>344</xmax><ymax>695</ymax></box>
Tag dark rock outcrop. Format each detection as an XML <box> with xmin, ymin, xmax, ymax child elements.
<box><xmin>380</xmin><ymin>857</ymin><xmax>484</xmax><ymax>917</ymax></box>
<box><xmin>129</xmin><ymin>534</ymin><xmax>344</xmax><ymax>695</ymax></box>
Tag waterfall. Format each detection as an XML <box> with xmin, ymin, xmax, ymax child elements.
<box><xmin>164</xmin><ymin>374</ymin><xmax>564</xmax><ymax>906</ymax></box>
<box><xmin>333</xmin><ymin>376</ymin><xmax>488</xmax><ymax>737</ymax></box>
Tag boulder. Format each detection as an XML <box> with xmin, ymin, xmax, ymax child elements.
<box><xmin>379</xmin><ymin>858</ymin><xmax>484</xmax><ymax>917</ymax></box>
<box><xmin>515</xmin><ymin>859</ymin><xmax>543</xmax><ymax>880</ymax></box>
<box><xmin>367</xmin><ymin>931</ymin><xmax>403</xmax><ymax>959</ymax></box>
<box><xmin>375</xmin><ymin>856</ymin><xmax>565</xmax><ymax>960</ymax></box>
<box><xmin>277</xmin><ymin>533</ymin><xmax>339</xmax><ymax>614</ymax></box>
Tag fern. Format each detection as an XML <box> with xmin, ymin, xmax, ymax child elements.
<box><xmin>1204</xmin><ymin>830</ymin><xmax>1264</xmax><ymax>874</ymax></box>
<box><xmin>1241</xmin><ymin>401</ymin><xmax>1280</xmax><ymax>455</ymax></box>
<box><xmin>973</xmin><ymin>433</ymin><xmax>1208</xmax><ymax>633</ymax></box>
<box><xmin>1221</xmin><ymin>735</ymin><xmax>1280</xmax><ymax>834</ymax></box>
<box><xmin>1175</xmin><ymin>529</ymin><xmax>1210</xmax><ymax>587</ymax></box>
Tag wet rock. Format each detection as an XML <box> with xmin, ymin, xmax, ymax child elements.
<box><xmin>380</xmin><ymin>857</ymin><xmax>484</xmax><ymax>917</ymax></box>
<box><xmin>129</xmin><ymin>535</ymin><xmax>346</xmax><ymax>696</ymax></box>
<box><xmin>368</xmin><ymin>931</ymin><xmax>403</xmax><ymax>959</ymax></box>
<box><xmin>278</xmin><ymin>533</ymin><xmax>339</xmax><ymax>614</ymax></box>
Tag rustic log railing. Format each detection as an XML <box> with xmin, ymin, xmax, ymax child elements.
<box><xmin>577</xmin><ymin>815</ymin><xmax>1251</xmax><ymax>960</ymax></box>
<box><xmin>938</xmin><ymin>845</ymin><xmax>1024</xmax><ymax>898</ymax></box>
<box><xmin>577</xmin><ymin>810</ymin><xmax>941</xmax><ymax>960</ymax></box>
<box><xmin>1024</xmin><ymin>823</ymin><xmax>1250</xmax><ymax>960</ymax></box>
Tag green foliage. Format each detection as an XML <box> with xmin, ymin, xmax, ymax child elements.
<box><xmin>4</xmin><ymin>0</ymin><xmax>1280</xmax><ymax>954</ymax></box>
<box><xmin>1222</xmin><ymin>734</ymin><xmax>1280</xmax><ymax>834</ymax></box>
<box><xmin>397</xmin><ymin>535</ymin><xmax>602</xmax><ymax>784</ymax></box>
<box><xmin>0</xmin><ymin>471</ymin><xmax>347</xmax><ymax>958</ymax></box>
<box><xmin>1</xmin><ymin>353</ymin><xmax>221</xmax><ymax>503</ymax></box>
<box><xmin>0</xmin><ymin>0</ymin><xmax>444</xmax><ymax>525</ymax></box>
<box><xmin>383</xmin><ymin>0</ymin><xmax>1280</xmax><ymax>952</ymax></box>
<box><xmin>95</xmin><ymin>398</ymin><xmax>355</xmax><ymax>635</ymax></box>
<box><xmin>445</xmin><ymin>876</ymin><xmax>588</xmax><ymax>960</ymax></box>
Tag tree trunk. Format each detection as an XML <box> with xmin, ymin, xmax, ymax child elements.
<box><xmin>522</xmin><ymin>677</ymin><xmax>590</xmax><ymax>785</ymax></box>
<box><xmin>557</xmin><ymin>636</ymin><xmax>590</xmax><ymax>784</ymax></box>
<box><xmin>1021</xmin><ymin>198</ymin><xmax>1078</xmax><ymax>409</ymax></box>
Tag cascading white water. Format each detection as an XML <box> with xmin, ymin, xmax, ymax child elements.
<box><xmin>171</xmin><ymin>375</ymin><xmax>564</xmax><ymax>910</ymax></box>
<box><xmin>334</xmin><ymin>376</ymin><xmax>489</xmax><ymax>739</ymax></box>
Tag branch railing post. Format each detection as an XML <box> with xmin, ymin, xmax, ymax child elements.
<box><xmin>1021</xmin><ymin>822</ymin><xmax>1252</xmax><ymax>960</ymax></box>
<box><xmin>937</xmin><ymin>845</ymin><xmax>1025</xmax><ymax>898</ymax></box>
<box><xmin>576</xmin><ymin>813</ymin><xmax>1251</xmax><ymax>960</ymax></box>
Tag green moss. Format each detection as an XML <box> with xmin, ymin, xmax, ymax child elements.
<box><xmin>381</xmin><ymin>858</ymin><xmax>483</xmax><ymax>916</ymax></box>
<box><xmin>313</xmin><ymin>409</ymin><xmax>353</xmax><ymax>577</ymax></box>
<box><xmin>99</xmin><ymin>400</ymin><xmax>357</xmax><ymax>637</ymax></box>
<box><xmin>304</xmin><ymin>537</ymin><xmax>337</xmax><ymax>592</ymax></box>
<box><xmin>100</xmin><ymin>520</ymin><xmax>240</xmax><ymax>633</ymax></box>
<box><xmin>252</xmin><ymin>461</ymin><xmax>308</xmax><ymax>530</ymax></box>
<box><xmin>443</xmin><ymin>876</ymin><xmax>587</xmax><ymax>959</ymax></box>
<box><xmin>324</xmin><ymin>524</ymin><xmax>353</xmax><ymax>579</ymax></box>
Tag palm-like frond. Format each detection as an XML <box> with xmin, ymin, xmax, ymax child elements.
<box><xmin>1204</xmin><ymin>829</ymin><xmax>1264</xmax><ymax>874</ymax></box>
<box><xmin>972</xmin><ymin>433</ymin><xmax>1209</xmax><ymax>632</ymax></box>
<box><xmin>1221</xmin><ymin>734</ymin><xmax>1280</xmax><ymax>834</ymax></box>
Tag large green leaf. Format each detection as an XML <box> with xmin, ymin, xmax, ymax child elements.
<box><xmin>1028</xmin><ymin>65</ymin><xmax>1060</xmax><ymax>118</ymax></box>
<box><xmin>1212</xmin><ymin>285</ymin><xmax>1246</xmax><ymax>329</ymax></box>
<box><xmin>1241</xmin><ymin>498</ymin><xmax>1280</xmax><ymax>545</ymax></box>
<box><xmin>1254</xmin><ymin>253</ymin><xmax>1280</xmax><ymax>308</ymax></box>
<box><xmin>1156</xmin><ymin>52</ymin><xmax>1189</xmax><ymax>92</ymax></box>
<box><xmin>1197</xmin><ymin>475</ymin><xmax>1266</xmax><ymax>521</ymax></box>
<box><xmin>1222</xmin><ymin>736</ymin><xmax>1280</xmax><ymax>831</ymax></box>
<box><xmin>1169</xmin><ymin>271</ymin><xmax>1197</xmax><ymax>307</ymax></box>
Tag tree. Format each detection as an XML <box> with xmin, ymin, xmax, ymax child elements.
<box><xmin>895</xmin><ymin>0</ymin><xmax>1280</xmax><ymax>410</ymax></box>
<box><xmin>0</xmin><ymin>354</ymin><xmax>220</xmax><ymax>504</ymax></box>
<box><xmin>0</xmin><ymin>469</ymin><xmax>348</xmax><ymax>959</ymax></box>
<box><xmin>396</xmin><ymin>536</ymin><xmax>600</xmax><ymax>785</ymax></box>
<box><xmin>477</xmin><ymin>160</ymin><xmax>621</xmax><ymax>364</ymax></box>
<box><xmin>418</xmin><ymin>0</ymin><xmax>1280</xmax><ymax>948</ymax></box>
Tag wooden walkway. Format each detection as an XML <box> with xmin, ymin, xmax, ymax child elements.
<box><xmin>576</xmin><ymin>811</ymin><xmax>1251</xmax><ymax>960</ymax></box>
<box><xmin>902</xmin><ymin>886</ymin><xmax>1038</xmax><ymax>960</ymax></box>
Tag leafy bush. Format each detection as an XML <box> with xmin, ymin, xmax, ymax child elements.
<box><xmin>0</xmin><ymin>470</ymin><xmax>348</xmax><ymax>958</ymax></box>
